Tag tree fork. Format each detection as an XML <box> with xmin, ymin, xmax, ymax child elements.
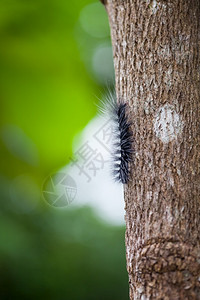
<box><xmin>103</xmin><ymin>0</ymin><xmax>200</xmax><ymax>298</ymax></box>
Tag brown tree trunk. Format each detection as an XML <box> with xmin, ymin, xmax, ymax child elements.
<box><xmin>102</xmin><ymin>0</ymin><xmax>200</xmax><ymax>299</ymax></box>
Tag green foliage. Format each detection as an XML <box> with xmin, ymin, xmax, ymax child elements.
<box><xmin>0</xmin><ymin>0</ymin><xmax>98</xmax><ymax>179</ymax></box>
<box><xmin>0</xmin><ymin>186</ymin><xmax>128</xmax><ymax>299</ymax></box>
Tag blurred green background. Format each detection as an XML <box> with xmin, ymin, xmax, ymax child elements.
<box><xmin>0</xmin><ymin>0</ymin><xmax>128</xmax><ymax>299</ymax></box>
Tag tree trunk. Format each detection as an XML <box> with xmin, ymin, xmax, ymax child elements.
<box><xmin>103</xmin><ymin>0</ymin><xmax>200</xmax><ymax>299</ymax></box>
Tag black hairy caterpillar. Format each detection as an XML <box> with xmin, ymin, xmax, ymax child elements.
<box><xmin>99</xmin><ymin>90</ymin><xmax>134</xmax><ymax>184</ymax></box>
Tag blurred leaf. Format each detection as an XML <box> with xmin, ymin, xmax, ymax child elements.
<box><xmin>0</xmin><ymin>0</ymin><xmax>98</xmax><ymax>180</ymax></box>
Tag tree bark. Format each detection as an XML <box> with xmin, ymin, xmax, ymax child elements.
<box><xmin>103</xmin><ymin>0</ymin><xmax>200</xmax><ymax>299</ymax></box>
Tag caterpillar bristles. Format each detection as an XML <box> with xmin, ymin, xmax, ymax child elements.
<box><xmin>99</xmin><ymin>90</ymin><xmax>134</xmax><ymax>184</ymax></box>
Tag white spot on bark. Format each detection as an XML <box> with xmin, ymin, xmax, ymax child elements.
<box><xmin>152</xmin><ymin>0</ymin><xmax>159</xmax><ymax>13</ymax></box>
<box><xmin>135</xmin><ymin>152</ymin><xmax>139</xmax><ymax>158</ymax></box>
<box><xmin>146</xmin><ymin>191</ymin><xmax>153</xmax><ymax>201</ymax></box>
<box><xmin>169</xmin><ymin>176</ymin><xmax>174</xmax><ymax>187</ymax></box>
<box><xmin>147</xmin><ymin>0</ymin><xmax>166</xmax><ymax>14</ymax></box>
<box><xmin>144</xmin><ymin>95</ymin><xmax>155</xmax><ymax>115</ymax></box>
<box><xmin>137</xmin><ymin>286</ymin><xmax>145</xmax><ymax>294</ymax></box>
<box><xmin>166</xmin><ymin>206</ymin><xmax>173</xmax><ymax>224</ymax></box>
<box><xmin>164</xmin><ymin>67</ymin><xmax>173</xmax><ymax>90</ymax></box>
<box><xmin>121</xmin><ymin>40</ymin><xmax>127</xmax><ymax>48</ymax></box>
<box><xmin>180</xmin><ymin>206</ymin><xmax>185</xmax><ymax>219</ymax></box>
<box><xmin>154</xmin><ymin>104</ymin><xmax>183</xmax><ymax>143</ymax></box>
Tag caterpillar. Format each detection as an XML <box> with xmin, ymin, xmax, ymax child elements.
<box><xmin>99</xmin><ymin>90</ymin><xmax>134</xmax><ymax>184</ymax></box>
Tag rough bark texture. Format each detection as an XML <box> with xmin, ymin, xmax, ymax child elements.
<box><xmin>104</xmin><ymin>0</ymin><xmax>200</xmax><ymax>299</ymax></box>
